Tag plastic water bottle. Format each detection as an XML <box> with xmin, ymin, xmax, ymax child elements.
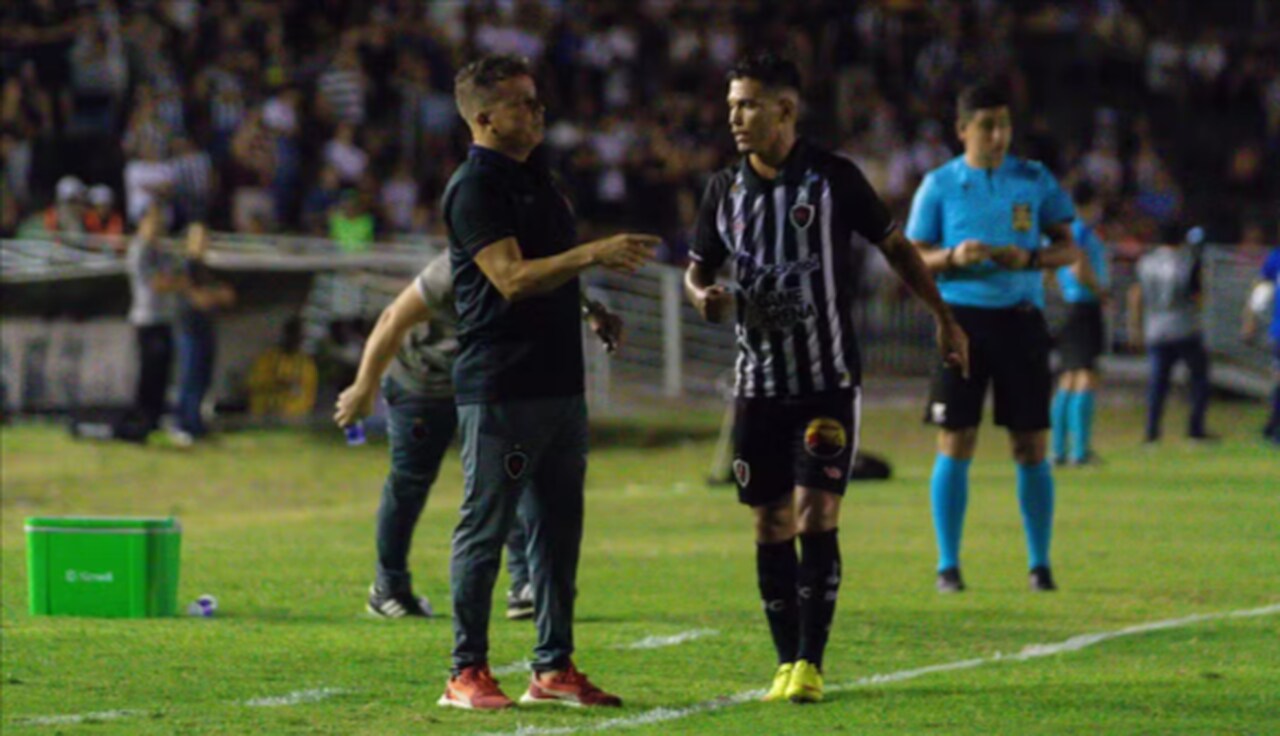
<box><xmin>344</xmin><ymin>421</ymin><xmax>366</xmax><ymax>446</ymax></box>
<box><xmin>186</xmin><ymin>594</ymin><xmax>218</xmax><ymax>617</ymax></box>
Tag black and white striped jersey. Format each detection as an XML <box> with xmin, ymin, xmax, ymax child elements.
<box><xmin>692</xmin><ymin>139</ymin><xmax>895</xmax><ymax>399</ymax></box>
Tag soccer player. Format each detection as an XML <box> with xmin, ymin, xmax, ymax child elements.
<box><xmin>438</xmin><ymin>54</ymin><xmax>656</xmax><ymax>710</ymax></box>
<box><xmin>905</xmin><ymin>83</ymin><xmax>1080</xmax><ymax>595</ymax></box>
<box><xmin>686</xmin><ymin>54</ymin><xmax>967</xmax><ymax>704</ymax></box>
<box><xmin>1050</xmin><ymin>182</ymin><xmax>1110</xmax><ymax>465</ymax></box>
<box><xmin>1242</xmin><ymin>242</ymin><xmax>1280</xmax><ymax>444</ymax></box>
<box><xmin>332</xmin><ymin>252</ymin><xmax>538</xmax><ymax>621</ymax></box>
<box><xmin>1127</xmin><ymin>225</ymin><xmax>1213</xmax><ymax>443</ymax></box>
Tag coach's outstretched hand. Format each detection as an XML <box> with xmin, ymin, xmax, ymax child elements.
<box><xmin>587</xmin><ymin>306</ymin><xmax>625</xmax><ymax>353</ymax></box>
<box><xmin>592</xmin><ymin>234</ymin><xmax>660</xmax><ymax>273</ymax></box>
<box><xmin>334</xmin><ymin>383</ymin><xmax>376</xmax><ymax>428</ymax></box>
<box><xmin>937</xmin><ymin>317</ymin><xmax>970</xmax><ymax>379</ymax></box>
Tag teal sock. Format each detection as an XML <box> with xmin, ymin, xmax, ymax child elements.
<box><xmin>1069</xmin><ymin>390</ymin><xmax>1095</xmax><ymax>461</ymax></box>
<box><xmin>1017</xmin><ymin>461</ymin><xmax>1054</xmax><ymax>570</ymax></box>
<box><xmin>1050</xmin><ymin>390</ymin><xmax>1072</xmax><ymax>461</ymax></box>
<box><xmin>930</xmin><ymin>455</ymin><xmax>971</xmax><ymax>572</ymax></box>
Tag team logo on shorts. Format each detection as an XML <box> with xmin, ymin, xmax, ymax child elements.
<box><xmin>931</xmin><ymin>402</ymin><xmax>947</xmax><ymax>424</ymax></box>
<box><xmin>804</xmin><ymin>417</ymin><xmax>847</xmax><ymax>458</ymax></box>
<box><xmin>504</xmin><ymin>449</ymin><xmax>529</xmax><ymax>480</ymax></box>
<box><xmin>790</xmin><ymin>203</ymin><xmax>815</xmax><ymax>231</ymax></box>
<box><xmin>1012</xmin><ymin>203</ymin><xmax>1033</xmax><ymax>232</ymax></box>
<box><xmin>824</xmin><ymin>465</ymin><xmax>844</xmax><ymax>480</ymax></box>
<box><xmin>732</xmin><ymin>459</ymin><xmax>751</xmax><ymax>487</ymax></box>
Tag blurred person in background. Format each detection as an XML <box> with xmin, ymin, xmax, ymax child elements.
<box><xmin>40</xmin><ymin>174</ymin><xmax>87</xmax><ymax>236</ymax></box>
<box><xmin>247</xmin><ymin>317</ymin><xmax>318</xmax><ymax>420</ymax></box>
<box><xmin>126</xmin><ymin>204</ymin><xmax>186</xmax><ymax>436</ymax></box>
<box><xmin>1241</xmin><ymin>235</ymin><xmax>1280</xmax><ymax>445</ymax></box>
<box><xmin>174</xmin><ymin>222</ymin><xmax>235</xmax><ymax>444</ymax></box>
<box><xmin>1050</xmin><ymin>182</ymin><xmax>1110</xmax><ymax>466</ymax></box>
<box><xmin>333</xmin><ymin>253</ymin><xmax>537</xmax><ymax>621</ymax></box>
<box><xmin>907</xmin><ymin>83</ymin><xmax>1079</xmax><ymax>596</ymax></box>
<box><xmin>83</xmin><ymin>183</ymin><xmax>124</xmax><ymax>250</ymax></box>
<box><xmin>1128</xmin><ymin>224</ymin><xmax>1214</xmax><ymax>444</ymax></box>
<box><xmin>329</xmin><ymin>189</ymin><xmax>376</xmax><ymax>253</ymax></box>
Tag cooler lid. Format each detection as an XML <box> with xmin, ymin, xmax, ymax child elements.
<box><xmin>25</xmin><ymin>516</ymin><xmax>180</xmax><ymax>532</ymax></box>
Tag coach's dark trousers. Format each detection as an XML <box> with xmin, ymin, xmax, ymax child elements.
<box><xmin>451</xmin><ymin>394</ymin><xmax>587</xmax><ymax>674</ymax></box>
<box><xmin>134</xmin><ymin>323</ymin><xmax>173</xmax><ymax>431</ymax></box>
<box><xmin>1146</xmin><ymin>335</ymin><xmax>1210</xmax><ymax>440</ymax></box>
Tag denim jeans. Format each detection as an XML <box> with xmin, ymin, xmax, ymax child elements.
<box><xmin>1146</xmin><ymin>336</ymin><xmax>1210</xmax><ymax>440</ymax></box>
<box><xmin>176</xmin><ymin>319</ymin><xmax>215</xmax><ymax>436</ymax></box>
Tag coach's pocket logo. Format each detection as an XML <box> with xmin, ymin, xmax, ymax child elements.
<box><xmin>1012</xmin><ymin>203</ymin><xmax>1032</xmax><ymax>232</ymax></box>
<box><xmin>504</xmin><ymin>449</ymin><xmax>530</xmax><ymax>480</ymax></box>
<box><xmin>790</xmin><ymin>203</ymin><xmax>815</xmax><ymax>231</ymax></box>
<box><xmin>804</xmin><ymin>417</ymin><xmax>847</xmax><ymax>458</ymax></box>
<box><xmin>732</xmin><ymin>459</ymin><xmax>751</xmax><ymax>487</ymax></box>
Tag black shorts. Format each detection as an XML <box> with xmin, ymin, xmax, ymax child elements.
<box><xmin>924</xmin><ymin>304</ymin><xmax>1052</xmax><ymax>431</ymax></box>
<box><xmin>1057</xmin><ymin>302</ymin><xmax>1105</xmax><ymax>371</ymax></box>
<box><xmin>732</xmin><ymin>388</ymin><xmax>861</xmax><ymax>507</ymax></box>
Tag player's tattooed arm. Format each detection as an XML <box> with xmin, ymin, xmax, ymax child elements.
<box><xmin>879</xmin><ymin>230</ymin><xmax>969</xmax><ymax>377</ymax></box>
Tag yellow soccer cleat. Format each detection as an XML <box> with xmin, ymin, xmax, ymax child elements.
<box><xmin>784</xmin><ymin>659</ymin><xmax>823</xmax><ymax>703</ymax></box>
<box><xmin>761</xmin><ymin>662</ymin><xmax>794</xmax><ymax>702</ymax></box>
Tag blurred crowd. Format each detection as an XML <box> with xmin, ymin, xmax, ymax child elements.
<box><xmin>2</xmin><ymin>0</ymin><xmax>1278</xmax><ymax>265</ymax></box>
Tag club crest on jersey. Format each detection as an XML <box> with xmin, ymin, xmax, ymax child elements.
<box><xmin>790</xmin><ymin>203</ymin><xmax>815</xmax><ymax>231</ymax></box>
<box><xmin>804</xmin><ymin>417</ymin><xmax>847</xmax><ymax>458</ymax></box>
<box><xmin>1012</xmin><ymin>203</ymin><xmax>1033</xmax><ymax>232</ymax></box>
<box><xmin>504</xmin><ymin>449</ymin><xmax>529</xmax><ymax>480</ymax></box>
<box><xmin>732</xmin><ymin>459</ymin><xmax>751</xmax><ymax>487</ymax></box>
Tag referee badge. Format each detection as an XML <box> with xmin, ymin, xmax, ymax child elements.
<box><xmin>1012</xmin><ymin>203</ymin><xmax>1033</xmax><ymax>232</ymax></box>
<box><xmin>790</xmin><ymin>203</ymin><xmax>815</xmax><ymax>231</ymax></box>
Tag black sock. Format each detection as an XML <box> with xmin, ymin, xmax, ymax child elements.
<box><xmin>756</xmin><ymin>538</ymin><xmax>800</xmax><ymax>665</ymax></box>
<box><xmin>797</xmin><ymin>529</ymin><xmax>841</xmax><ymax>670</ymax></box>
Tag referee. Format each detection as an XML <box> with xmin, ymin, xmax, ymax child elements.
<box><xmin>686</xmin><ymin>54</ymin><xmax>966</xmax><ymax>704</ymax></box>
<box><xmin>906</xmin><ymin>83</ymin><xmax>1080</xmax><ymax>595</ymax></box>
<box><xmin>1050</xmin><ymin>182</ymin><xmax>1110</xmax><ymax>466</ymax></box>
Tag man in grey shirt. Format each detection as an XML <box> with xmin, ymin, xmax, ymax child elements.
<box><xmin>126</xmin><ymin>205</ymin><xmax>185</xmax><ymax>434</ymax></box>
<box><xmin>1128</xmin><ymin>224</ymin><xmax>1212</xmax><ymax>442</ymax></box>
<box><xmin>334</xmin><ymin>253</ymin><xmax>534</xmax><ymax>620</ymax></box>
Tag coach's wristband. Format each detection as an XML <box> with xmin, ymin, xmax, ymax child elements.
<box><xmin>1027</xmin><ymin>249</ymin><xmax>1041</xmax><ymax>270</ymax></box>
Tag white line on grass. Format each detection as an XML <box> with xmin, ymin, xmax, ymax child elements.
<box><xmin>492</xmin><ymin>661</ymin><xmax>534</xmax><ymax>676</ymax></box>
<box><xmin>12</xmin><ymin>710</ymin><xmax>147</xmax><ymax>727</ymax></box>
<box><xmin>242</xmin><ymin>687</ymin><xmax>348</xmax><ymax>707</ymax></box>
<box><xmin>481</xmin><ymin>603</ymin><xmax>1280</xmax><ymax>736</ymax></box>
<box><xmin>617</xmin><ymin>629</ymin><xmax>719</xmax><ymax>650</ymax></box>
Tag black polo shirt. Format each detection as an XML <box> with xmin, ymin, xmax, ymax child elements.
<box><xmin>443</xmin><ymin>145</ymin><xmax>584</xmax><ymax>404</ymax></box>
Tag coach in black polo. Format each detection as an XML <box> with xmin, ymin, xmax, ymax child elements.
<box><xmin>685</xmin><ymin>54</ymin><xmax>967</xmax><ymax>704</ymax></box>
<box><xmin>437</xmin><ymin>54</ymin><xmax>657</xmax><ymax>711</ymax></box>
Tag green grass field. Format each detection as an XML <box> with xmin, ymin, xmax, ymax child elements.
<box><xmin>2</xmin><ymin>400</ymin><xmax>1278</xmax><ymax>735</ymax></box>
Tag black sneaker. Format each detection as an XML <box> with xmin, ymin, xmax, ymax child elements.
<box><xmin>367</xmin><ymin>583</ymin><xmax>432</xmax><ymax>618</ymax></box>
<box><xmin>935</xmin><ymin>567</ymin><xmax>965</xmax><ymax>594</ymax></box>
<box><xmin>1029</xmin><ymin>566</ymin><xmax>1057</xmax><ymax>592</ymax></box>
<box><xmin>506</xmin><ymin>583</ymin><xmax>534</xmax><ymax>620</ymax></box>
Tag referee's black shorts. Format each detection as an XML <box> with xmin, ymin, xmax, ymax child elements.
<box><xmin>732</xmin><ymin>388</ymin><xmax>860</xmax><ymax>507</ymax></box>
<box><xmin>924</xmin><ymin>304</ymin><xmax>1052</xmax><ymax>432</ymax></box>
<box><xmin>1056</xmin><ymin>301</ymin><xmax>1105</xmax><ymax>371</ymax></box>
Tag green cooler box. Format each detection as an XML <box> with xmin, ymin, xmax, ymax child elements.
<box><xmin>26</xmin><ymin>517</ymin><xmax>182</xmax><ymax>618</ymax></box>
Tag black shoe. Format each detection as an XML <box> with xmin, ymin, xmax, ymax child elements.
<box><xmin>366</xmin><ymin>583</ymin><xmax>432</xmax><ymax>618</ymax></box>
<box><xmin>935</xmin><ymin>567</ymin><xmax>965</xmax><ymax>594</ymax></box>
<box><xmin>506</xmin><ymin>583</ymin><xmax>534</xmax><ymax>620</ymax></box>
<box><xmin>1029</xmin><ymin>566</ymin><xmax>1057</xmax><ymax>592</ymax></box>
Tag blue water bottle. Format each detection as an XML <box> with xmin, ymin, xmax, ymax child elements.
<box><xmin>344</xmin><ymin>421</ymin><xmax>366</xmax><ymax>446</ymax></box>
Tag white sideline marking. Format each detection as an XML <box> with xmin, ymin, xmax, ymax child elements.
<box><xmin>242</xmin><ymin>687</ymin><xmax>347</xmax><ymax>707</ymax></box>
<box><xmin>617</xmin><ymin>629</ymin><xmax>719</xmax><ymax>650</ymax></box>
<box><xmin>492</xmin><ymin>661</ymin><xmax>533</xmax><ymax>676</ymax></box>
<box><xmin>13</xmin><ymin>710</ymin><xmax>144</xmax><ymax>726</ymax></box>
<box><xmin>481</xmin><ymin>603</ymin><xmax>1280</xmax><ymax>736</ymax></box>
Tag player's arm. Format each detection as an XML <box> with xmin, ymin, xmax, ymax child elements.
<box><xmin>685</xmin><ymin>260</ymin><xmax>732</xmax><ymax>323</ymax></box>
<box><xmin>879</xmin><ymin>230</ymin><xmax>969</xmax><ymax>377</ymax></box>
<box><xmin>473</xmin><ymin>233</ymin><xmax>657</xmax><ymax>303</ymax></box>
<box><xmin>333</xmin><ymin>282</ymin><xmax>432</xmax><ymax>427</ymax></box>
<box><xmin>685</xmin><ymin>173</ymin><xmax>734</xmax><ymax>322</ymax></box>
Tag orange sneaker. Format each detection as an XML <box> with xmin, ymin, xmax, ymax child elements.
<box><xmin>437</xmin><ymin>665</ymin><xmax>516</xmax><ymax>710</ymax></box>
<box><xmin>519</xmin><ymin>662</ymin><xmax>622</xmax><ymax>707</ymax></box>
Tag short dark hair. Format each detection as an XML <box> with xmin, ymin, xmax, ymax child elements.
<box><xmin>728</xmin><ymin>53</ymin><xmax>801</xmax><ymax>94</ymax></box>
<box><xmin>1071</xmin><ymin>180</ymin><xmax>1097</xmax><ymax>208</ymax></box>
<box><xmin>957</xmin><ymin>83</ymin><xmax>1010</xmax><ymax>122</ymax></box>
<box><xmin>454</xmin><ymin>54</ymin><xmax>533</xmax><ymax>119</ymax></box>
